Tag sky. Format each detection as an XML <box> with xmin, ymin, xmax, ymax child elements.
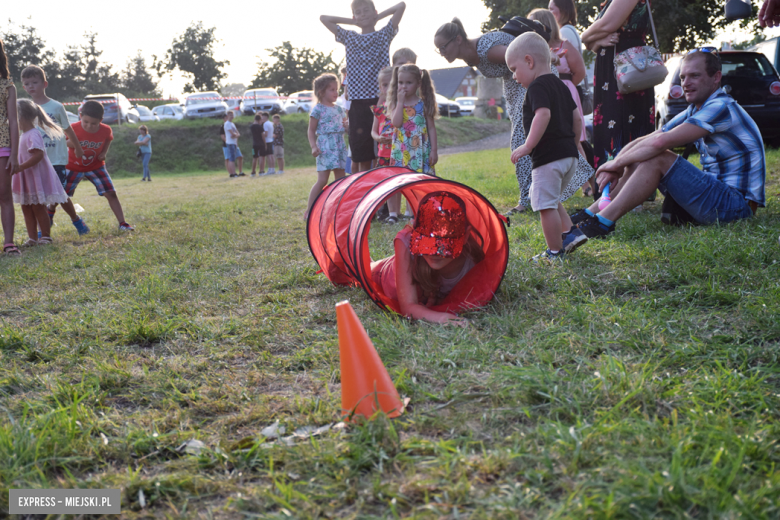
<box><xmin>2</xmin><ymin>0</ymin><xmax>492</xmax><ymax>97</ymax></box>
<box><xmin>4</xmin><ymin>0</ymin><xmax>780</xmax><ymax>98</ymax></box>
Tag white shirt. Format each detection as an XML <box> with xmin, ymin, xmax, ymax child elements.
<box><xmin>263</xmin><ymin>121</ymin><xmax>274</xmax><ymax>143</ymax></box>
<box><xmin>224</xmin><ymin>121</ymin><xmax>238</xmax><ymax>145</ymax></box>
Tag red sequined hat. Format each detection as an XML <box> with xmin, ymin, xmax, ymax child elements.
<box><xmin>409</xmin><ymin>192</ymin><xmax>467</xmax><ymax>258</ymax></box>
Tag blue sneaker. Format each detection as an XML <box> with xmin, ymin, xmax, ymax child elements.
<box><xmin>561</xmin><ymin>227</ymin><xmax>588</xmax><ymax>253</ymax></box>
<box><xmin>577</xmin><ymin>215</ymin><xmax>615</xmax><ymax>239</ymax></box>
<box><xmin>531</xmin><ymin>249</ymin><xmax>565</xmax><ymax>265</ymax></box>
<box><xmin>72</xmin><ymin>218</ymin><xmax>90</xmax><ymax>235</ymax></box>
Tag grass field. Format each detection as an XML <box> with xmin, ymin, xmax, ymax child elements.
<box><xmin>1</xmin><ymin>147</ymin><xmax>780</xmax><ymax>518</ymax></box>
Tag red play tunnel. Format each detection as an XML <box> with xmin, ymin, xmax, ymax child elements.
<box><xmin>307</xmin><ymin>167</ymin><xmax>509</xmax><ymax>314</ymax></box>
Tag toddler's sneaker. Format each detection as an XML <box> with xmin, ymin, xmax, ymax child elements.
<box><xmin>73</xmin><ymin>218</ymin><xmax>90</xmax><ymax>235</ymax></box>
<box><xmin>561</xmin><ymin>227</ymin><xmax>588</xmax><ymax>253</ymax></box>
<box><xmin>569</xmin><ymin>209</ymin><xmax>592</xmax><ymax>226</ymax></box>
<box><xmin>119</xmin><ymin>222</ymin><xmax>135</xmax><ymax>232</ymax></box>
<box><xmin>531</xmin><ymin>249</ymin><xmax>565</xmax><ymax>265</ymax></box>
<box><xmin>577</xmin><ymin>215</ymin><xmax>615</xmax><ymax>239</ymax></box>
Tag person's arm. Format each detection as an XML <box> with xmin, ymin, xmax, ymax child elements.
<box><xmin>511</xmin><ymin>107</ymin><xmax>551</xmax><ymax>163</ymax></box>
<box><xmin>135</xmin><ymin>137</ymin><xmax>143</xmax><ymax>147</ymax></box>
<box><xmin>760</xmin><ymin>0</ymin><xmax>780</xmax><ymax>27</ymax></box>
<box><xmin>320</xmin><ymin>14</ymin><xmax>354</xmax><ymax>35</ymax></box>
<box><xmin>393</xmin><ymin>236</ymin><xmax>466</xmax><ymax>325</ymax></box>
<box><xmin>62</xmin><ymin>117</ymin><xmax>84</xmax><ymax>159</ymax></box>
<box><xmin>391</xmin><ymin>92</ymin><xmax>406</xmax><ymax>128</ymax></box>
<box><xmin>308</xmin><ymin>116</ymin><xmax>321</xmax><ymax>157</ymax></box>
<box><xmin>584</xmin><ymin>33</ymin><xmax>620</xmax><ymax>53</ymax></box>
<box><xmin>486</xmin><ymin>44</ymin><xmax>508</xmax><ymax>66</ymax></box>
<box><xmin>594</xmin><ymin>123</ymin><xmax>709</xmax><ymax>189</ymax></box>
<box><xmin>572</xmin><ymin>106</ymin><xmax>584</xmax><ymax>154</ymax></box>
<box><xmin>563</xmin><ymin>40</ymin><xmax>587</xmax><ymax>85</ymax></box>
<box><xmin>5</xmin><ymin>85</ymin><xmax>19</xmax><ymax>174</ymax></box>
<box><xmin>14</xmin><ymin>148</ymin><xmax>44</xmax><ymax>174</ymax></box>
<box><xmin>97</xmin><ymin>140</ymin><xmax>111</xmax><ymax>162</ymax></box>
<box><xmin>582</xmin><ymin>0</ymin><xmax>639</xmax><ymax>43</ymax></box>
<box><xmin>376</xmin><ymin>1</ymin><xmax>406</xmax><ymax>29</ymax></box>
<box><xmin>371</xmin><ymin>114</ymin><xmax>386</xmax><ymax>142</ymax></box>
<box><xmin>143</xmin><ymin>136</ymin><xmax>151</xmax><ymax>145</ymax></box>
<box><xmin>427</xmin><ymin>115</ymin><xmax>438</xmax><ymax>167</ymax></box>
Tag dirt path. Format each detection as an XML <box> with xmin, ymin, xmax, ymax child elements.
<box><xmin>439</xmin><ymin>131</ymin><xmax>511</xmax><ymax>156</ymax></box>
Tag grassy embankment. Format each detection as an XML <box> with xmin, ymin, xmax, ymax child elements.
<box><xmin>104</xmin><ymin>114</ymin><xmax>510</xmax><ymax>177</ymax></box>
<box><xmin>0</xmin><ymin>146</ymin><xmax>779</xmax><ymax>517</ymax></box>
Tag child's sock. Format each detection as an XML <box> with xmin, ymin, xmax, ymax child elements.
<box><xmin>596</xmin><ymin>214</ymin><xmax>614</xmax><ymax>227</ymax></box>
<box><xmin>549</xmin><ymin>250</ymin><xmax>560</xmax><ymax>255</ymax></box>
<box><xmin>584</xmin><ymin>208</ymin><xmax>595</xmax><ymax>217</ymax></box>
<box><xmin>389</xmin><ymin>212</ymin><xmax>398</xmax><ymax>218</ymax></box>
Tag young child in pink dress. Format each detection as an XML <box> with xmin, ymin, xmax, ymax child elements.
<box><xmin>13</xmin><ymin>99</ymin><xmax>69</xmax><ymax>246</ymax></box>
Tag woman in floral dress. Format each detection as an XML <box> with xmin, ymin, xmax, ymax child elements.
<box><xmin>582</xmin><ymin>0</ymin><xmax>655</xmax><ymax>173</ymax></box>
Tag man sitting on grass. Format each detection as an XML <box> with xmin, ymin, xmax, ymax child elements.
<box><xmin>573</xmin><ymin>48</ymin><xmax>765</xmax><ymax>239</ymax></box>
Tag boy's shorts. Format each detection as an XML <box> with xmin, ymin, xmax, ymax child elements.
<box><xmin>530</xmin><ymin>157</ymin><xmax>577</xmax><ymax>211</ymax></box>
<box><xmin>273</xmin><ymin>146</ymin><xmax>284</xmax><ymax>159</ymax></box>
<box><xmin>658</xmin><ymin>156</ymin><xmax>753</xmax><ymax>224</ymax></box>
<box><xmin>63</xmin><ymin>166</ymin><xmax>115</xmax><ymax>197</ymax></box>
<box><xmin>225</xmin><ymin>144</ymin><xmax>241</xmax><ymax>162</ymax></box>
<box><xmin>252</xmin><ymin>143</ymin><xmax>265</xmax><ymax>158</ymax></box>
<box><xmin>349</xmin><ymin>98</ymin><xmax>378</xmax><ymax>163</ymax></box>
<box><xmin>261</xmin><ymin>143</ymin><xmax>274</xmax><ymax>157</ymax></box>
<box><xmin>53</xmin><ymin>165</ymin><xmax>69</xmax><ymax>186</ymax></box>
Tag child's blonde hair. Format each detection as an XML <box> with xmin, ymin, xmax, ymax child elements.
<box><xmin>377</xmin><ymin>66</ymin><xmax>394</xmax><ymax>87</ymax></box>
<box><xmin>525</xmin><ymin>10</ymin><xmax>562</xmax><ymax>66</ymax></box>
<box><xmin>392</xmin><ymin>48</ymin><xmax>417</xmax><ymax>66</ymax></box>
<box><xmin>312</xmin><ymin>73</ymin><xmax>339</xmax><ymax>104</ymax></box>
<box><xmin>387</xmin><ymin>65</ymin><xmax>438</xmax><ymax>120</ymax></box>
<box><xmin>506</xmin><ymin>31</ymin><xmax>558</xmax><ymax>69</ymax></box>
<box><xmin>17</xmin><ymin>99</ymin><xmax>63</xmax><ymax>139</ymax></box>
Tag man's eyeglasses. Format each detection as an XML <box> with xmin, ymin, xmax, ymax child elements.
<box><xmin>436</xmin><ymin>36</ymin><xmax>457</xmax><ymax>56</ymax></box>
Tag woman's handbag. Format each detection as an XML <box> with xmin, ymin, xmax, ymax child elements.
<box><xmin>136</xmin><ymin>149</ymin><xmax>142</xmax><ymax>158</ymax></box>
<box><xmin>613</xmin><ymin>1</ymin><xmax>667</xmax><ymax>94</ymax></box>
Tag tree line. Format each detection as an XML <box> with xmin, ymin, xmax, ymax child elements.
<box><xmin>1</xmin><ymin>20</ymin><xmax>340</xmax><ymax>102</ymax></box>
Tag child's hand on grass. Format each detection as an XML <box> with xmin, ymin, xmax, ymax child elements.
<box><xmin>510</xmin><ymin>145</ymin><xmax>529</xmax><ymax>164</ymax></box>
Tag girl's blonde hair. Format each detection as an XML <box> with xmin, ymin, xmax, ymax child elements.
<box><xmin>386</xmin><ymin>64</ymin><xmax>438</xmax><ymax>120</ymax></box>
<box><xmin>377</xmin><ymin>66</ymin><xmax>394</xmax><ymax>87</ymax></box>
<box><xmin>312</xmin><ymin>73</ymin><xmax>339</xmax><ymax>104</ymax></box>
<box><xmin>527</xmin><ymin>9</ymin><xmax>562</xmax><ymax>66</ymax></box>
<box><xmin>17</xmin><ymin>99</ymin><xmax>63</xmax><ymax>139</ymax></box>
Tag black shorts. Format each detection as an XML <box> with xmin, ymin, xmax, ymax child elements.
<box><xmin>261</xmin><ymin>143</ymin><xmax>274</xmax><ymax>157</ymax></box>
<box><xmin>349</xmin><ymin>98</ymin><xmax>378</xmax><ymax>163</ymax></box>
<box><xmin>253</xmin><ymin>143</ymin><xmax>265</xmax><ymax>158</ymax></box>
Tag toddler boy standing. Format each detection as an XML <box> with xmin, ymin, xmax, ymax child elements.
<box><xmin>320</xmin><ymin>0</ymin><xmax>406</xmax><ymax>173</ymax></box>
<box><xmin>506</xmin><ymin>32</ymin><xmax>587</xmax><ymax>264</ymax></box>
<box><xmin>65</xmin><ymin>100</ymin><xmax>134</xmax><ymax>231</ymax></box>
<box><xmin>20</xmin><ymin>65</ymin><xmax>90</xmax><ymax>235</ymax></box>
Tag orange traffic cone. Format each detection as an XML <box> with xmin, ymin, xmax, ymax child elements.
<box><xmin>336</xmin><ymin>300</ymin><xmax>404</xmax><ymax>421</ymax></box>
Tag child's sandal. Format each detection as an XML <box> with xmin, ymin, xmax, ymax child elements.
<box><xmin>22</xmin><ymin>238</ymin><xmax>38</xmax><ymax>247</ymax></box>
<box><xmin>38</xmin><ymin>237</ymin><xmax>54</xmax><ymax>245</ymax></box>
<box><xmin>3</xmin><ymin>243</ymin><xmax>21</xmax><ymax>256</ymax></box>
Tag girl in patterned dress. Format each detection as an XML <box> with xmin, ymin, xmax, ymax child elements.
<box><xmin>304</xmin><ymin>73</ymin><xmax>349</xmax><ymax>221</ymax></box>
<box><xmin>12</xmin><ymin>99</ymin><xmax>69</xmax><ymax>246</ymax></box>
<box><xmin>387</xmin><ymin>64</ymin><xmax>438</xmax><ymax>175</ymax></box>
<box><xmin>0</xmin><ymin>39</ymin><xmax>20</xmax><ymax>256</ymax></box>
<box><xmin>371</xmin><ymin>67</ymin><xmax>394</xmax><ymax>168</ymax></box>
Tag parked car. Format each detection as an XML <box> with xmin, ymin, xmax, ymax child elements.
<box><xmin>750</xmin><ymin>36</ymin><xmax>780</xmax><ymax>74</ymax></box>
<box><xmin>133</xmin><ymin>104</ymin><xmax>159</xmax><ymax>122</ymax></box>
<box><xmin>151</xmin><ymin>103</ymin><xmax>184</xmax><ymax>120</ymax></box>
<box><xmin>436</xmin><ymin>94</ymin><xmax>461</xmax><ymax>117</ymax></box>
<box><xmin>183</xmin><ymin>92</ymin><xmax>229</xmax><ymax>119</ymax></box>
<box><xmin>79</xmin><ymin>93</ymin><xmax>140</xmax><ymax>124</ymax></box>
<box><xmin>655</xmin><ymin>51</ymin><xmax>780</xmax><ymax>139</ymax></box>
<box><xmin>455</xmin><ymin>96</ymin><xmax>478</xmax><ymax>116</ymax></box>
<box><xmin>224</xmin><ymin>98</ymin><xmax>244</xmax><ymax>117</ymax></box>
<box><xmin>283</xmin><ymin>91</ymin><xmax>314</xmax><ymax>114</ymax></box>
<box><xmin>243</xmin><ymin>88</ymin><xmax>284</xmax><ymax>115</ymax></box>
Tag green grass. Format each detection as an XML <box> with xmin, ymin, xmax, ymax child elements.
<box><xmin>105</xmin><ymin>114</ymin><xmax>510</xmax><ymax>177</ymax></box>
<box><xmin>1</xmin><ymin>148</ymin><xmax>779</xmax><ymax>518</ymax></box>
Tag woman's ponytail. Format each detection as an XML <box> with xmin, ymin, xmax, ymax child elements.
<box><xmin>419</xmin><ymin>69</ymin><xmax>438</xmax><ymax>120</ymax></box>
<box><xmin>434</xmin><ymin>17</ymin><xmax>468</xmax><ymax>42</ymax></box>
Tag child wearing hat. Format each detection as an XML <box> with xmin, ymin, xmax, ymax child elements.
<box><xmin>370</xmin><ymin>191</ymin><xmax>484</xmax><ymax>325</ymax></box>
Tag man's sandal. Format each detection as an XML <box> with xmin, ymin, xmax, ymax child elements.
<box><xmin>3</xmin><ymin>243</ymin><xmax>21</xmax><ymax>256</ymax></box>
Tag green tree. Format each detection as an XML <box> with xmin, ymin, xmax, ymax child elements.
<box><xmin>161</xmin><ymin>22</ymin><xmax>229</xmax><ymax>93</ymax></box>
<box><xmin>250</xmin><ymin>42</ymin><xmax>338</xmax><ymax>96</ymax></box>
<box><xmin>121</xmin><ymin>52</ymin><xmax>160</xmax><ymax>97</ymax></box>
<box><xmin>0</xmin><ymin>21</ymin><xmax>52</xmax><ymax>80</ymax></box>
<box><xmin>481</xmin><ymin>0</ymin><xmax>759</xmax><ymax>53</ymax></box>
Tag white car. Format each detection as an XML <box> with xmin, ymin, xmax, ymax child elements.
<box><xmin>183</xmin><ymin>92</ymin><xmax>229</xmax><ymax>119</ymax></box>
<box><xmin>133</xmin><ymin>104</ymin><xmax>159</xmax><ymax>122</ymax></box>
<box><xmin>151</xmin><ymin>104</ymin><xmax>184</xmax><ymax>120</ymax></box>
<box><xmin>455</xmin><ymin>96</ymin><xmax>478</xmax><ymax>116</ymax></box>
<box><xmin>224</xmin><ymin>98</ymin><xmax>244</xmax><ymax>117</ymax></box>
<box><xmin>243</xmin><ymin>88</ymin><xmax>284</xmax><ymax>115</ymax></box>
<box><xmin>283</xmin><ymin>91</ymin><xmax>314</xmax><ymax>114</ymax></box>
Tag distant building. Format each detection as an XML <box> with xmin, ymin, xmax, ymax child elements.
<box><xmin>429</xmin><ymin>67</ymin><xmax>481</xmax><ymax>99</ymax></box>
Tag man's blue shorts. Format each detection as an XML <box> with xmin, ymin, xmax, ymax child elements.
<box><xmin>659</xmin><ymin>156</ymin><xmax>753</xmax><ymax>224</ymax></box>
<box><xmin>224</xmin><ymin>144</ymin><xmax>242</xmax><ymax>162</ymax></box>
